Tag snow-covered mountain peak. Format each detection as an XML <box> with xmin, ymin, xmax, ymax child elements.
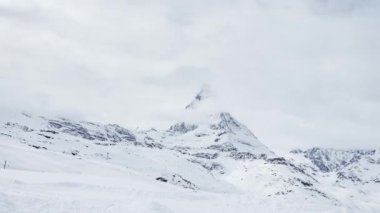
<box><xmin>166</xmin><ymin>111</ymin><xmax>270</xmax><ymax>155</ymax></box>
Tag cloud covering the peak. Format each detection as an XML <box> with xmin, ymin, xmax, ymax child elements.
<box><xmin>1</xmin><ymin>0</ymin><xmax>380</xmax><ymax>150</ymax></box>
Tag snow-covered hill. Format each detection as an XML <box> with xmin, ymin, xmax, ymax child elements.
<box><xmin>0</xmin><ymin>90</ymin><xmax>379</xmax><ymax>212</ymax></box>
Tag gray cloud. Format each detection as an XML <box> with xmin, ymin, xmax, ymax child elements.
<box><xmin>0</xmin><ymin>0</ymin><xmax>379</xmax><ymax>150</ymax></box>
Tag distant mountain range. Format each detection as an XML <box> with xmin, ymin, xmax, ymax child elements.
<box><xmin>0</xmin><ymin>89</ymin><xmax>379</xmax><ymax>212</ymax></box>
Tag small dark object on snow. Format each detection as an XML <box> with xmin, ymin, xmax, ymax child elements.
<box><xmin>29</xmin><ymin>145</ymin><xmax>47</xmax><ymax>150</ymax></box>
<box><xmin>156</xmin><ymin>177</ymin><xmax>168</xmax><ymax>182</ymax></box>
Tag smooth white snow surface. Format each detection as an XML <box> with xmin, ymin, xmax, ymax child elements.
<box><xmin>0</xmin><ymin>137</ymin><xmax>341</xmax><ymax>213</ymax></box>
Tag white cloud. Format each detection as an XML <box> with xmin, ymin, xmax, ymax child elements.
<box><xmin>0</xmin><ymin>0</ymin><xmax>379</xmax><ymax>150</ymax></box>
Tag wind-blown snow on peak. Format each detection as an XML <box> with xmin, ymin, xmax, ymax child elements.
<box><xmin>185</xmin><ymin>85</ymin><xmax>215</xmax><ymax>110</ymax></box>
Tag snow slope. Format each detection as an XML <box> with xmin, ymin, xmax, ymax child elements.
<box><xmin>0</xmin><ymin>90</ymin><xmax>379</xmax><ymax>212</ymax></box>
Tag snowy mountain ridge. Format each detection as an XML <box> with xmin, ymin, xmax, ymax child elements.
<box><xmin>289</xmin><ymin>147</ymin><xmax>380</xmax><ymax>184</ymax></box>
<box><xmin>0</xmin><ymin>90</ymin><xmax>379</xmax><ymax>212</ymax></box>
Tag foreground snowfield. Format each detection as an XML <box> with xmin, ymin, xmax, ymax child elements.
<box><xmin>1</xmin><ymin>125</ymin><xmax>379</xmax><ymax>213</ymax></box>
<box><xmin>1</xmin><ymin>91</ymin><xmax>379</xmax><ymax>212</ymax></box>
<box><xmin>0</xmin><ymin>138</ymin><xmax>349</xmax><ymax>213</ymax></box>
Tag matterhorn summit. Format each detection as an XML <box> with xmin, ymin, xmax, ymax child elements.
<box><xmin>175</xmin><ymin>86</ymin><xmax>271</xmax><ymax>155</ymax></box>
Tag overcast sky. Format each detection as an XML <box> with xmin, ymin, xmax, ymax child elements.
<box><xmin>1</xmin><ymin>0</ymin><xmax>379</xmax><ymax>151</ymax></box>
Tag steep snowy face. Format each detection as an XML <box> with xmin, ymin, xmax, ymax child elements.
<box><xmin>164</xmin><ymin>111</ymin><xmax>273</xmax><ymax>158</ymax></box>
<box><xmin>47</xmin><ymin>119</ymin><xmax>137</xmax><ymax>142</ymax></box>
<box><xmin>177</xmin><ymin>88</ymin><xmax>269</xmax><ymax>154</ymax></box>
<box><xmin>290</xmin><ymin>148</ymin><xmax>380</xmax><ymax>184</ymax></box>
<box><xmin>306</xmin><ymin>148</ymin><xmax>377</xmax><ymax>172</ymax></box>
